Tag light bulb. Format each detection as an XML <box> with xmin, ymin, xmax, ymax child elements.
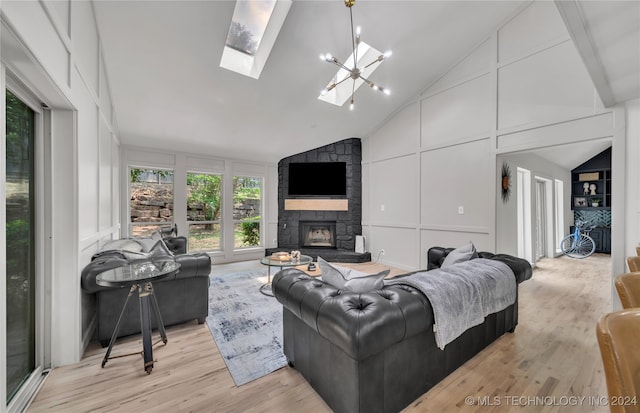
<box><xmin>349</xmin><ymin>101</ymin><xmax>354</xmax><ymax>111</ymax></box>
<box><xmin>383</xmin><ymin>88</ymin><xmax>391</xmax><ymax>96</ymax></box>
<box><xmin>356</xmin><ymin>26</ymin><xmax>361</xmax><ymax>36</ymax></box>
<box><xmin>383</xmin><ymin>50</ymin><xmax>393</xmax><ymax>58</ymax></box>
<box><xmin>325</xmin><ymin>53</ymin><xmax>333</xmax><ymax>61</ymax></box>
<box><xmin>320</xmin><ymin>89</ymin><xmax>327</xmax><ymax>96</ymax></box>
<box><xmin>372</xmin><ymin>85</ymin><xmax>379</xmax><ymax>90</ymax></box>
<box><xmin>320</xmin><ymin>53</ymin><xmax>326</xmax><ymax>61</ymax></box>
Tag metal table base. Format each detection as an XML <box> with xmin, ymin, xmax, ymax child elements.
<box><xmin>101</xmin><ymin>281</ymin><xmax>167</xmax><ymax>374</ymax></box>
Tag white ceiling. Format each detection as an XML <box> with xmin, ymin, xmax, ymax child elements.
<box><xmin>523</xmin><ymin>139</ymin><xmax>612</xmax><ymax>171</ymax></box>
<box><xmin>93</xmin><ymin>0</ymin><xmax>639</xmax><ymax>165</ymax></box>
<box><xmin>93</xmin><ymin>0</ymin><xmax>525</xmax><ymax>163</ymax></box>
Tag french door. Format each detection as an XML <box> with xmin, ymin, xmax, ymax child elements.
<box><xmin>4</xmin><ymin>84</ymin><xmax>45</xmax><ymax>412</ymax></box>
<box><xmin>535</xmin><ymin>179</ymin><xmax>547</xmax><ymax>261</ymax></box>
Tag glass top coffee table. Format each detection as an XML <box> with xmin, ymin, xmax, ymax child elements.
<box><xmin>96</xmin><ymin>257</ymin><xmax>180</xmax><ymax>374</ymax></box>
<box><xmin>259</xmin><ymin>254</ymin><xmax>313</xmax><ymax>296</ymax></box>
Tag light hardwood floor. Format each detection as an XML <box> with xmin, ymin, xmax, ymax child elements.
<box><xmin>27</xmin><ymin>254</ymin><xmax>612</xmax><ymax>413</ymax></box>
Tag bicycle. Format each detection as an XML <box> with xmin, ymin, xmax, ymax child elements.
<box><xmin>560</xmin><ymin>219</ymin><xmax>596</xmax><ymax>258</ymax></box>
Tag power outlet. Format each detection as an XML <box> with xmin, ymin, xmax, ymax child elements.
<box><xmin>380</xmin><ymin>249</ymin><xmax>385</xmax><ymax>256</ymax></box>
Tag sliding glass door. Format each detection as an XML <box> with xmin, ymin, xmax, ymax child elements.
<box><xmin>5</xmin><ymin>88</ymin><xmax>39</xmax><ymax>408</ymax></box>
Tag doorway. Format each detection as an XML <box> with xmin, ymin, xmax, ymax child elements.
<box><xmin>517</xmin><ymin>167</ymin><xmax>532</xmax><ymax>263</ymax></box>
<box><xmin>534</xmin><ymin>177</ymin><xmax>554</xmax><ymax>261</ymax></box>
<box><xmin>4</xmin><ymin>85</ymin><xmax>46</xmax><ymax>412</ymax></box>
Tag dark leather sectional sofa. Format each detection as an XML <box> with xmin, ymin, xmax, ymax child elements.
<box><xmin>81</xmin><ymin>236</ymin><xmax>211</xmax><ymax>347</ymax></box>
<box><xmin>272</xmin><ymin>246</ymin><xmax>532</xmax><ymax>413</ymax></box>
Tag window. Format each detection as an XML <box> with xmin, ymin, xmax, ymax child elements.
<box><xmin>187</xmin><ymin>173</ymin><xmax>223</xmax><ymax>252</ymax></box>
<box><xmin>5</xmin><ymin>89</ymin><xmax>37</xmax><ymax>404</ymax></box>
<box><xmin>233</xmin><ymin>176</ymin><xmax>262</xmax><ymax>249</ymax></box>
<box><xmin>219</xmin><ymin>0</ymin><xmax>292</xmax><ymax>79</ymax></box>
<box><xmin>129</xmin><ymin>167</ymin><xmax>174</xmax><ymax>237</ymax></box>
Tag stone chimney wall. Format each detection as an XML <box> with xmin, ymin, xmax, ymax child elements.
<box><xmin>276</xmin><ymin>138</ymin><xmax>362</xmax><ymax>250</ymax></box>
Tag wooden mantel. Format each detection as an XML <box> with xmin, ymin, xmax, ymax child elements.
<box><xmin>284</xmin><ymin>199</ymin><xmax>349</xmax><ymax>211</ymax></box>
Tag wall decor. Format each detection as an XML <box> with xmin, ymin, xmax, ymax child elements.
<box><xmin>574</xmin><ymin>197</ymin><xmax>587</xmax><ymax>207</ymax></box>
<box><xmin>579</xmin><ymin>172</ymin><xmax>599</xmax><ymax>181</ymax></box>
<box><xmin>501</xmin><ymin>162</ymin><xmax>512</xmax><ymax>203</ymax></box>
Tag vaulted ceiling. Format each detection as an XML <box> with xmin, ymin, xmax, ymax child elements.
<box><xmin>94</xmin><ymin>1</ymin><xmax>639</xmax><ymax>164</ymax></box>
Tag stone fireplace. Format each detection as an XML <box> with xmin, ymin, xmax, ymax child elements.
<box><xmin>265</xmin><ymin>138</ymin><xmax>370</xmax><ymax>262</ymax></box>
<box><xmin>299</xmin><ymin>221</ymin><xmax>336</xmax><ymax>248</ymax></box>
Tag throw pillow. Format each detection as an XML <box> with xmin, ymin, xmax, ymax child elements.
<box><xmin>148</xmin><ymin>239</ymin><xmax>175</xmax><ymax>258</ymax></box>
<box><xmin>136</xmin><ymin>232</ymin><xmax>164</xmax><ymax>252</ymax></box>
<box><xmin>100</xmin><ymin>238</ymin><xmax>143</xmax><ymax>253</ymax></box>
<box><xmin>135</xmin><ymin>236</ymin><xmax>157</xmax><ymax>252</ymax></box>
<box><xmin>441</xmin><ymin>241</ymin><xmax>478</xmax><ymax>267</ymax></box>
<box><xmin>318</xmin><ymin>256</ymin><xmax>389</xmax><ymax>292</ymax></box>
<box><xmin>318</xmin><ymin>256</ymin><xmax>351</xmax><ymax>289</ymax></box>
<box><xmin>344</xmin><ymin>268</ymin><xmax>390</xmax><ymax>293</ymax></box>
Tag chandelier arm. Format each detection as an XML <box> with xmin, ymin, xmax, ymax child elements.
<box><xmin>363</xmin><ymin>57</ymin><xmax>383</xmax><ymax>69</ymax></box>
<box><xmin>359</xmin><ymin>74</ymin><xmax>385</xmax><ymax>92</ymax></box>
<box><xmin>351</xmin><ymin>79</ymin><xmax>356</xmax><ymax>103</ymax></box>
<box><xmin>328</xmin><ymin>59</ymin><xmax>352</xmax><ymax>72</ymax></box>
<box><xmin>358</xmin><ymin>74</ymin><xmax>375</xmax><ymax>85</ymax></box>
<box><xmin>349</xmin><ymin>7</ymin><xmax>357</xmax><ymax>69</ymax></box>
<box><xmin>334</xmin><ymin>75</ymin><xmax>352</xmax><ymax>87</ymax></box>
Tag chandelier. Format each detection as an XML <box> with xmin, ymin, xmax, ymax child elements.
<box><xmin>320</xmin><ymin>0</ymin><xmax>391</xmax><ymax>111</ymax></box>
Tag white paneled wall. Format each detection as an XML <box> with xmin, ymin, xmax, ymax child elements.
<box><xmin>1</xmin><ymin>0</ymin><xmax>121</xmax><ymax>365</ymax></box>
<box><xmin>363</xmin><ymin>0</ymin><xmax>626</xmax><ymax>276</ymax></box>
<box><xmin>75</xmin><ymin>67</ymin><xmax>100</xmax><ymax>240</ymax></box>
<box><xmin>497</xmin><ymin>41</ymin><xmax>598</xmax><ymax>130</ymax></box>
<box><xmin>497</xmin><ymin>0</ymin><xmax>568</xmax><ymax>62</ymax></box>
<box><xmin>369</xmin><ymin>105</ymin><xmax>419</xmax><ymax>161</ymax></box>
<box><xmin>421</xmin><ymin>75</ymin><xmax>492</xmax><ymax>146</ymax></box>
<box><xmin>625</xmin><ymin>99</ymin><xmax>640</xmax><ymax>259</ymax></box>
<box><xmin>420</xmin><ymin>139</ymin><xmax>492</xmax><ymax>230</ymax></box>
<box><xmin>370</xmin><ymin>155</ymin><xmax>418</xmax><ymax>226</ymax></box>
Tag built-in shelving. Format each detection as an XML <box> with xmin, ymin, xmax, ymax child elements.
<box><xmin>570</xmin><ymin>147</ymin><xmax>612</xmax><ymax>254</ymax></box>
<box><xmin>571</xmin><ymin>169</ymin><xmax>611</xmax><ymax>210</ymax></box>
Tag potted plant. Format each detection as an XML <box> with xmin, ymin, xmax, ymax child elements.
<box><xmin>591</xmin><ymin>198</ymin><xmax>602</xmax><ymax>207</ymax></box>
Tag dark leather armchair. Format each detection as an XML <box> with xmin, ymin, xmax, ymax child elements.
<box><xmin>81</xmin><ymin>236</ymin><xmax>211</xmax><ymax>346</ymax></box>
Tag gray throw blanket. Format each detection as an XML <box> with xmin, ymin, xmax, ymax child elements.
<box><xmin>385</xmin><ymin>258</ymin><xmax>516</xmax><ymax>349</ymax></box>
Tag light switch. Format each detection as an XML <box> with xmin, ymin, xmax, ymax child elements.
<box><xmin>458</xmin><ymin>206</ymin><xmax>464</xmax><ymax>215</ymax></box>
<box><xmin>380</xmin><ymin>204</ymin><xmax>385</xmax><ymax>212</ymax></box>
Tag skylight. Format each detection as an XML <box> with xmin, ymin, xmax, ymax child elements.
<box><xmin>220</xmin><ymin>0</ymin><xmax>291</xmax><ymax>79</ymax></box>
<box><xmin>318</xmin><ymin>41</ymin><xmax>386</xmax><ymax>107</ymax></box>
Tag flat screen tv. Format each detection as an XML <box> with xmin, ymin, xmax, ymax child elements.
<box><xmin>288</xmin><ymin>162</ymin><xmax>347</xmax><ymax>196</ymax></box>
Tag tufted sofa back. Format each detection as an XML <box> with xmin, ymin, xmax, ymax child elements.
<box><xmin>272</xmin><ymin>268</ymin><xmax>434</xmax><ymax>360</ymax></box>
<box><xmin>427</xmin><ymin>246</ymin><xmax>532</xmax><ymax>284</ymax></box>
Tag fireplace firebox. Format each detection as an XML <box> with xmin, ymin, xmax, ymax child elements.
<box><xmin>299</xmin><ymin>221</ymin><xmax>336</xmax><ymax>248</ymax></box>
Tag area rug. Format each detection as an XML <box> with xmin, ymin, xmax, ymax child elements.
<box><xmin>206</xmin><ymin>269</ymin><xmax>287</xmax><ymax>386</ymax></box>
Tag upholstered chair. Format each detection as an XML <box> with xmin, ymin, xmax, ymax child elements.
<box><xmin>630</xmin><ymin>256</ymin><xmax>640</xmax><ymax>272</ymax></box>
<box><xmin>615</xmin><ymin>273</ymin><xmax>640</xmax><ymax>309</ymax></box>
<box><xmin>596</xmin><ymin>310</ymin><xmax>640</xmax><ymax>413</ymax></box>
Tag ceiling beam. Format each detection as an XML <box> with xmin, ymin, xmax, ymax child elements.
<box><xmin>554</xmin><ymin>0</ymin><xmax>616</xmax><ymax>107</ymax></box>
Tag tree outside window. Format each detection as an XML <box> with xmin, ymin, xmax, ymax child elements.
<box><xmin>187</xmin><ymin>173</ymin><xmax>222</xmax><ymax>252</ymax></box>
<box><xmin>233</xmin><ymin>176</ymin><xmax>262</xmax><ymax>248</ymax></box>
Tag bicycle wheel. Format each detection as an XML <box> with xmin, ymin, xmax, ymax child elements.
<box><xmin>575</xmin><ymin>235</ymin><xmax>596</xmax><ymax>258</ymax></box>
<box><xmin>561</xmin><ymin>234</ymin><xmax>595</xmax><ymax>258</ymax></box>
<box><xmin>560</xmin><ymin>234</ymin><xmax>578</xmax><ymax>256</ymax></box>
